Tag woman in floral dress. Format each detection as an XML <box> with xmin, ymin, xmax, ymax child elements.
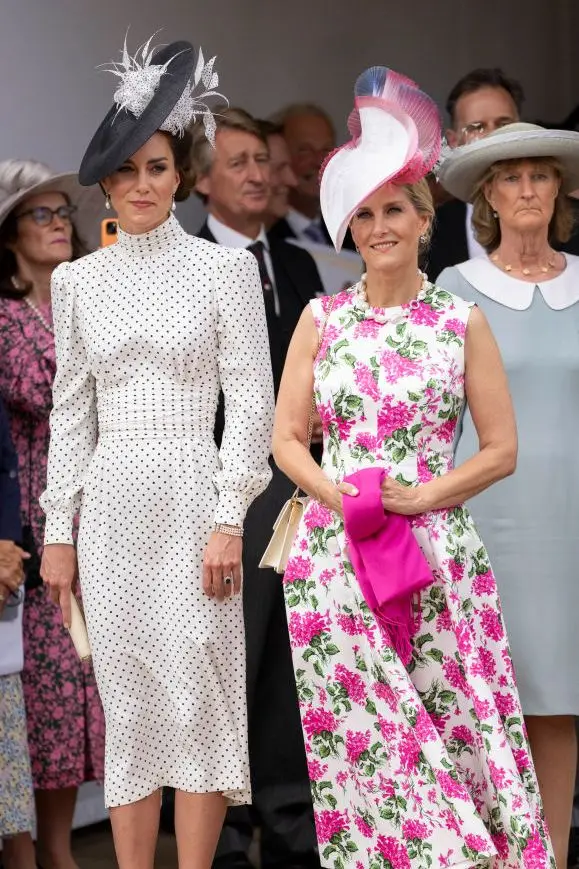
<box><xmin>0</xmin><ymin>160</ymin><xmax>105</xmax><ymax>869</ymax></box>
<box><xmin>272</xmin><ymin>69</ymin><xmax>554</xmax><ymax>869</ymax></box>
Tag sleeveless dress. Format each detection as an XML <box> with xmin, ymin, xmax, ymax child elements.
<box><xmin>283</xmin><ymin>285</ymin><xmax>554</xmax><ymax>869</ymax></box>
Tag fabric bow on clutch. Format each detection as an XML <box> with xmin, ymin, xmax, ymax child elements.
<box><xmin>342</xmin><ymin>466</ymin><xmax>434</xmax><ymax>664</ymax></box>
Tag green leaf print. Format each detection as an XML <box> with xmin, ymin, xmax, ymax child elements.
<box><xmin>392</xmin><ymin>446</ymin><xmax>407</xmax><ymax>463</ymax></box>
<box><xmin>365</xmin><ymin>699</ymin><xmax>377</xmax><ymax>715</ymax></box>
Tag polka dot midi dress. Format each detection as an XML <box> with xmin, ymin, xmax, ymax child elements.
<box><xmin>40</xmin><ymin>216</ymin><xmax>274</xmax><ymax>808</ymax></box>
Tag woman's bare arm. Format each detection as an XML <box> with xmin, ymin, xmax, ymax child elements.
<box><xmin>415</xmin><ymin>305</ymin><xmax>517</xmax><ymax>512</ymax></box>
<box><xmin>272</xmin><ymin>306</ymin><xmax>353</xmax><ymax>514</ymax></box>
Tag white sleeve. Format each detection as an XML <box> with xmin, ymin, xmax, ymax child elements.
<box><xmin>212</xmin><ymin>248</ymin><xmax>274</xmax><ymax>526</ymax></box>
<box><xmin>40</xmin><ymin>262</ymin><xmax>97</xmax><ymax>544</ymax></box>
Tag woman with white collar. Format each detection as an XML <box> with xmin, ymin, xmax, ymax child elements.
<box><xmin>437</xmin><ymin>122</ymin><xmax>579</xmax><ymax>869</ymax></box>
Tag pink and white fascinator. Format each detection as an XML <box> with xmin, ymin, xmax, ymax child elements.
<box><xmin>320</xmin><ymin>67</ymin><xmax>442</xmax><ymax>250</ymax></box>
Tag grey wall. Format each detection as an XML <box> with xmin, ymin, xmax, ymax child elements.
<box><xmin>0</xmin><ymin>0</ymin><xmax>575</xmax><ymax>231</ymax></box>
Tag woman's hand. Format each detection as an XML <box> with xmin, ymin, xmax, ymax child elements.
<box><xmin>0</xmin><ymin>540</ymin><xmax>29</xmax><ymax>592</ymax></box>
<box><xmin>202</xmin><ymin>532</ymin><xmax>242</xmax><ymax>602</ymax></box>
<box><xmin>380</xmin><ymin>476</ymin><xmax>427</xmax><ymax>516</ymax></box>
<box><xmin>317</xmin><ymin>479</ymin><xmax>359</xmax><ymax>517</ymax></box>
<box><xmin>40</xmin><ymin>543</ymin><xmax>77</xmax><ymax>628</ymax></box>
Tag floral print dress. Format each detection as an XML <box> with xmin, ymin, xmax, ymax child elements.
<box><xmin>283</xmin><ymin>285</ymin><xmax>554</xmax><ymax>869</ymax></box>
<box><xmin>0</xmin><ymin>296</ymin><xmax>105</xmax><ymax>789</ymax></box>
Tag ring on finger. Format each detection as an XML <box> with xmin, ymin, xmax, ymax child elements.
<box><xmin>224</xmin><ymin>575</ymin><xmax>233</xmax><ymax>586</ymax></box>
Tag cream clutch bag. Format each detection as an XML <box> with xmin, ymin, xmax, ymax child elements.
<box><xmin>259</xmin><ymin>491</ymin><xmax>308</xmax><ymax>574</ymax></box>
<box><xmin>259</xmin><ymin>295</ymin><xmax>335</xmax><ymax>575</ymax></box>
<box><xmin>68</xmin><ymin>596</ymin><xmax>91</xmax><ymax>661</ymax></box>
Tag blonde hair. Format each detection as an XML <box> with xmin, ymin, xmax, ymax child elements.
<box><xmin>402</xmin><ymin>177</ymin><xmax>435</xmax><ymax>248</ymax></box>
<box><xmin>471</xmin><ymin>156</ymin><xmax>575</xmax><ymax>252</ymax></box>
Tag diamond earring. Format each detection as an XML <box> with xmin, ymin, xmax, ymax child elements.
<box><xmin>419</xmin><ymin>234</ymin><xmax>428</xmax><ymax>244</ymax></box>
<box><xmin>104</xmin><ymin>193</ymin><xmax>112</xmax><ymax>211</ymax></box>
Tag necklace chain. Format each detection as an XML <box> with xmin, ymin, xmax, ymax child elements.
<box><xmin>11</xmin><ymin>276</ymin><xmax>54</xmax><ymax>335</ymax></box>
<box><xmin>491</xmin><ymin>252</ymin><xmax>558</xmax><ymax>277</ymax></box>
<box><xmin>23</xmin><ymin>296</ymin><xmax>54</xmax><ymax>335</ymax></box>
<box><xmin>354</xmin><ymin>270</ymin><xmax>431</xmax><ymax>324</ymax></box>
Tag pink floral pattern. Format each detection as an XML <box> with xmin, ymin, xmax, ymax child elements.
<box><xmin>0</xmin><ymin>297</ymin><xmax>105</xmax><ymax>788</ymax></box>
<box><xmin>284</xmin><ymin>286</ymin><xmax>554</xmax><ymax>869</ymax></box>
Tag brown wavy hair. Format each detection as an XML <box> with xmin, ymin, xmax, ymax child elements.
<box><xmin>162</xmin><ymin>129</ymin><xmax>195</xmax><ymax>202</ymax></box>
<box><xmin>472</xmin><ymin>157</ymin><xmax>575</xmax><ymax>252</ymax></box>
<box><xmin>0</xmin><ymin>196</ymin><xmax>87</xmax><ymax>300</ymax></box>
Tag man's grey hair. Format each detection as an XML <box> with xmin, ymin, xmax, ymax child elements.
<box><xmin>269</xmin><ymin>103</ymin><xmax>336</xmax><ymax>138</ymax></box>
<box><xmin>189</xmin><ymin>106</ymin><xmax>267</xmax><ymax>185</ymax></box>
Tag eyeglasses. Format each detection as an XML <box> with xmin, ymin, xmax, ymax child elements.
<box><xmin>15</xmin><ymin>204</ymin><xmax>77</xmax><ymax>226</ymax></box>
<box><xmin>459</xmin><ymin>119</ymin><xmax>516</xmax><ymax>143</ymax></box>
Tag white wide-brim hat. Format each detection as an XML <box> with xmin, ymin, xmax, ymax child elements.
<box><xmin>320</xmin><ymin>67</ymin><xmax>441</xmax><ymax>251</ymax></box>
<box><xmin>0</xmin><ymin>160</ymin><xmax>106</xmax><ymax>252</ymax></box>
<box><xmin>438</xmin><ymin>122</ymin><xmax>579</xmax><ymax>203</ymax></box>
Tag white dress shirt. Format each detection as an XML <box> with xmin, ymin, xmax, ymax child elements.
<box><xmin>207</xmin><ymin>214</ymin><xmax>280</xmax><ymax>315</ymax></box>
<box><xmin>465</xmin><ymin>202</ymin><xmax>486</xmax><ymax>260</ymax></box>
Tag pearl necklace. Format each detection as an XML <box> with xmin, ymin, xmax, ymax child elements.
<box><xmin>11</xmin><ymin>277</ymin><xmax>54</xmax><ymax>335</ymax></box>
<box><xmin>23</xmin><ymin>296</ymin><xmax>54</xmax><ymax>335</ymax></box>
<box><xmin>354</xmin><ymin>269</ymin><xmax>431</xmax><ymax>324</ymax></box>
<box><xmin>490</xmin><ymin>252</ymin><xmax>559</xmax><ymax>276</ymax></box>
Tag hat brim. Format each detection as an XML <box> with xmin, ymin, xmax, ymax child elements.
<box><xmin>438</xmin><ymin>129</ymin><xmax>579</xmax><ymax>202</ymax></box>
<box><xmin>78</xmin><ymin>41</ymin><xmax>196</xmax><ymax>186</ymax></box>
<box><xmin>0</xmin><ymin>173</ymin><xmax>106</xmax><ymax>252</ymax></box>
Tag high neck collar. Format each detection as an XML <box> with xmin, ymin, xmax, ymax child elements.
<box><xmin>116</xmin><ymin>214</ymin><xmax>186</xmax><ymax>256</ymax></box>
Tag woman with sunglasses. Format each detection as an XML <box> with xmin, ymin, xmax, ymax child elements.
<box><xmin>0</xmin><ymin>159</ymin><xmax>105</xmax><ymax>869</ymax></box>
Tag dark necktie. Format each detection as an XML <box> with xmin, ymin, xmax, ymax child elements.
<box><xmin>303</xmin><ymin>220</ymin><xmax>327</xmax><ymax>244</ymax></box>
<box><xmin>247</xmin><ymin>240</ymin><xmax>277</xmax><ymax>318</ymax></box>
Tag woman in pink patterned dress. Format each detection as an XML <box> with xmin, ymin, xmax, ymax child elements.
<box><xmin>272</xmin><ymin>69</ymin><xmax>554</xmax><ymax>869</ymax></box>
<box><xmin>0</xmin><ymin>160</ymin><xmax>105</xmax><ymax>869</ymax></box>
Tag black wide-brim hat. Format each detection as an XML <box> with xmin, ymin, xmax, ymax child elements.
<box><xmin>78</xmin><ymin>40</ymin><xmax>196</xmax><ymax>186</ymax></box>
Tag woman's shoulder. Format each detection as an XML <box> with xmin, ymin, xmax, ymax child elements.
<box><xmin>309</xmin><ymin>287</ymin><xmax>354</xmax><ymax>326</ymax></box>
<box><xmin>426</xmin><ymin>282</ymin><xmax>475</xmax><ymax>320</ymax></box>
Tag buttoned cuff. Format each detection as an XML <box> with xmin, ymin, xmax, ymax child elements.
<box><xmin>43</xmin><ymin>510</ymin><xmax>74</xmax><ymax>546</ymax></box>
<box><xmin>214</xmin><ymin>490</ymin><xmax>250</xmax><ymax>528</ymax></box>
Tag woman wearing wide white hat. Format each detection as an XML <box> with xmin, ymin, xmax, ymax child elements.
<box><xmin>0</xmin><ymin>159</ymin><xmax>106</xmax><ymax>869</ymax></box>
<box><xmin>437</xmin><ymin>122</ymin><xmax>579</xmax><ymax>869</ymax></box>
<box><xmin>272</xmin><ymin>71</ymin><xmax>554</xmax><ymax>869</ymax></box>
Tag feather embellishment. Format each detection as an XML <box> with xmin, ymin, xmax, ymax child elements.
<box><xmin>101</xmin><ymin>33</ymin><xmax>227</xmax><ymax>144</ymax></box>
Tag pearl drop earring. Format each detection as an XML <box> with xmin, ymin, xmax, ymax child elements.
<box><xmin>105</xmin><ymin>193</ymin><xmax>112</xmax><ymax>211</ymax></box>
<box><xmin>171</xmin><ymin>195</ymin><xmax>176</xmax><ymax>212</ymax></box>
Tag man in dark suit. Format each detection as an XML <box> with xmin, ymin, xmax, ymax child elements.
<box><xmin>268</xmin><ymin>103</ymin><xmax>356</xmax><ymax>251</ymax></box>
<box><xmin>192</xmin><ymin>107</ymin><xmax>322</xmax><ymax>869</ymax></box>
<box><xmin>427</xmin><ymin>68</ymin><xmax>523</xmax><ymax>280</ymax></box>
<box><xmin>428</xmin><ymin>68</ymin><xmax>579</xmax><ymax>279</ymax></box>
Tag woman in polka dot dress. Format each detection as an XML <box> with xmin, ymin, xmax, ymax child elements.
<box><xmin>39</xmin><ymin>37</ymin><xmax>274</xmax><ymax>869</ymax></box>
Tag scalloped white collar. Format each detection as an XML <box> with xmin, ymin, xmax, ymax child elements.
<box><xmin>455</xmin><ymin>254</ymin><xmax>579</xmax><ymax>310</ymax></box>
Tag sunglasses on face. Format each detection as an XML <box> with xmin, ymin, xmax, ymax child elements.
<box><xmin>15</xmin><ymin>204</ymin><xmax>77</xmax><ymax>226</ymax></box>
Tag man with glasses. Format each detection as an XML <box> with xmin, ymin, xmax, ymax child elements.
<box><xmin>428</xmin><ymin>68</ymin><xmax>523</xmax><ymax>278</ymax></box>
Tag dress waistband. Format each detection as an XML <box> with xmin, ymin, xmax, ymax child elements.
<box><xmin>97</xmin><ymin>382</ymin><xmax>216</xmax><ymax>440</ymax></box>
